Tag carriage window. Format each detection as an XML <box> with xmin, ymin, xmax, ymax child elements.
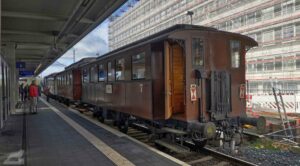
<box><xmin>192</xmin><ymin>38</ymin><xmax>204</xmax><ymax>67</ymax></box>
<box><xmin>90</xmin><ymin>66</ymin><xmax>98</xmax><ymax>83</ymax></box>
<box><xmin>116</xmin><ymin>58</ymin><xmax>125</xmax><ymax>80</ymax></box>
<box><xmin>107</xmin><ymin>61</ymin><xmax>115</xmax><ymax>81</ymax></box>
<box><xmin>66</xmin><ymin>74</ymin><xmax>68</xmax><ymax>85</ymax></box>
<box><xmin>83</xmin><ymin>68</ymin><xmax>89</xmax><ymax>83</ymax></box>
<box><xmin>132</xmin><ymin>53</ymin><xmax>146</xmax><ymax>80</ymax></box>
<box><xmin>230</xmin><ymin>40</ymin><xmax>241</xmax><ymax>68</ymax></box>
<box><xmin>69</xmin><ymin>73</ymin><xmax>72</xmax><ymax>85</ymax></box>
<box><xmin>98</xmin><ymin>64</ymin><xmax>106</xmax><ymax>82</ymax></box>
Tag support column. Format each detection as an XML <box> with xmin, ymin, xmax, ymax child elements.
<box><xmin>2</xmin><ymin>43</ymin><xmax>17</xmax><ymax>115</ymax></box>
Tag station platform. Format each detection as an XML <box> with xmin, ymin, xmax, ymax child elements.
<box><xmin>0</xmin><ymin>97</ymin><xmax>187</xmax><ymax>166</ymax></box>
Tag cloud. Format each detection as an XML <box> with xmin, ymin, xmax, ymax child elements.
<box><xmin>40</xmin><ymin>20</ymin><xmax>109</xmax><ymax>76</ymax></box>
<box><xmin>40</xmin><ymin>0</ymin><xmax>138</xmax><ymax>77</ymax></box>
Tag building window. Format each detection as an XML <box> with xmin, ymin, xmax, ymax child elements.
<box><xmin>274</xmin><ymin>27</ymin><xmax>282</xmax><ymax>40</ymax></box>
<box><xmin>282</xmin><ymin>25</ymin><xmax>294</xmax><ymax>39</ymax></box>
<box><xmin>262</xmin><ymin>7</ymin><xmax>274</xmax><ymax>20</ymax></box>
<box><xmin>283</xmin><ymin>56</ymin><xmax>295</xmax><ymax>70</ymax></box>
<box><xmin>132</xmin><ymin>53</ymin><xmax>146</xmax><ymax>80</ymax></box>
<box><xmin>116</xmin><ymin>58</ymin><xmax>125</xmax><ymax>81</ymax></box>
<box><xmin>264</xmin><ymin>58</ymin><xmax>274</xmax><ymax>71</ymax></box>
<box><xmin>275</xmin><ymin>56</ymin><xmax>283</xmax><ymax>70</ymax></box>
<box><xmin>282</xmin><ymin>0</ymin><xmax>294</xmax><ymax>15</ymax></box>
<box><xmin>263</xmin><ymin>30</ymin><xmax>274</xmax><ymax>42</ymax></box>
<box><xmin>98</xmin><ymin>64</ymin><xmax>106</xmax><ymax>82</ymax></box>
<box><xmin>247</xmin><ymin>12</ymin><xmax>255</xmax><ymax>25</ymax></box>
<box><xmin>256</xmin><ymin>32</ymin><xmax>262</xmax><ymax>42</ymax></box>
<box><xmin>274</xmin><ymin>4</ymin><xmax>281</xmax><ymax>17</ymax></box>
<box><xmin>230</xmin><ymin>40</ymin><xmax>240</xmax><ymax>68</ymax></box>
<box><xmin>257</xmin><ymin>59</ymin><xmax>263</xmax><ymax>71</ymax></box>
<box><xmin>83</xmin><ymin>68</ymin><xmax>89</xmax><ymax>83</ymax></box>
<box><xmin>247</xmin><ymin>62</ymin><xmax>256</xmax><ymax>72</ymax></box>
<box><xmin>107</xmin><ymin>61</ymin><xmax>115</xmax><ymax>81</ymax></box>
<box><xmin>296</xmin><ymin>54</ymin><xmax>300</xmax><ymax>69</ymax></box>
<box><xmin>296</xmin><ymin>0</ymin><xmax>300</xmax><ymax>11</ymax></box>
<box><xmin>192</xmin><ymin>38</ymin><xmax>204</xmax><ymax>67</ymax></box>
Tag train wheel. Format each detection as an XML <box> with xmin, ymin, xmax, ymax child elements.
<box><xmin>118</xmin><ymin>120</ymin><xmax>128</xmax><ymax>134</ymax></box>
<box><xmin>193</xmin><ymin>139</ymin><xmax>207</xmax><ymax>148</ymax></box>
<box><xmin>232</xmin><ymin>132</ymin><xmax>242</xmax><ymax>146</ymax></box>
<box><xmin>97</xmin><ymin>116</ymin><xmax>104</xmax><ymax>123</ymax></box>
<box><xmin>191</xmin><ymin>132</ymin><xmax>207</xmax><ymax>150</ymax></box>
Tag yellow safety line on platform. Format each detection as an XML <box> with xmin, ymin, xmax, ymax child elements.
<box><xmin>39</xmin><ymin>98</ymin><xmax>135</xmax><ymax>166</ymax></box>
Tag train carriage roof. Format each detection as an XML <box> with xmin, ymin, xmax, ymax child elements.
<box><xmin>64</xmin><ymin>57</ymin><xmax>97</xmax><ymax>70</ymax></box>
<box><xmin>44</xmin><ymin>24</ymin><xmax>258</xmax><ymax>77</ymax></box>
<box><xmin>96</xmin><ymin>24</ymin><xmax>257</xmax><ymax>61</ymax></box>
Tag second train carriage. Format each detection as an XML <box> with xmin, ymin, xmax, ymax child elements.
<box><xmin>45</xmin><ymin>24</ymin><xmax>265</xmax><ymax>147</ymax></box>
<box><xmin>45</xmin><ymin>58</ymin><xmax>96</xmax><ymax>104</ymax></box>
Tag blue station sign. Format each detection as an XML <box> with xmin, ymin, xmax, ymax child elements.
<box><xmin>16</xmin><ymin>62</ymin><xmax>26</xmax><ymax>69</ymax></box>
<box><xmin>19</xmin><ymin>70</ymin><xmax>34</xmax><ymax>77</ymax></box>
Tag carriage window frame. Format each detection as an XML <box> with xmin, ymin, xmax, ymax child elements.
<box><xmin>132</xmin><ymin>52</ymin><xmax>146</xmax><ymax>80</ymax></box>
<box><xmin>116</xmin><ymin>58</ymin><xmax>126</xmax><ymax>81</ymax></box>
<box><xmin>107</xmin><ymin>61</ymin><xmax>115</xmax><ymax>82</ymax></box>
<box><xmin>90</xmin><ymin>65</ymin><xmax>98</xmax><ymax>83</ymax></box>
<box><xmin>230</xmin><ymin>40</ymin><xmax>241</xmax><ymax>68</ymax></box>
<box><xmin>83</xmin><ymin>68</ymin><xmax>89</xmax><ymax>83</ymax></box>
<box><xmin>192</xmin><ymin>38</ymin><xmax>205</xmax><ymax>68</ymax></box>
<box><xmin>69</xmin><ymin>72</ymin><xmax>72</xmax><ymax>85</ymax></box>
<box><xmin>98</xmin><ymin>64</ymin><xmax>106</xmax><ymax>82</ymax></box>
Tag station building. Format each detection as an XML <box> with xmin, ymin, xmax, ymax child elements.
<box><xmin>108</xmin><ymin>0</ymin><xmax>300</xmax><ymax>96</ymax></box>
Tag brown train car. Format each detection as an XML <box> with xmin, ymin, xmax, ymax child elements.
<box><xmin>55</xmin><ymin>58</ymin><xmax>96</xmax><ymax>104</ymax></box>
<box><xmin>48</xmin><ymin>24</ymin><xmax>265</xmax><ymax>148</ymax></box>
<box><xmin>44</xmin><ymin>72</ymin><xmax>58</xmax><ymax>98</ymax></box>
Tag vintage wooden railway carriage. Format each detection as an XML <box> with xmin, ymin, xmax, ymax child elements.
<box><xmin>46</xmin><ymin>24</ymin><xmax>265</xmax><ymax>147</ymax></box>
<box><xmin>45</xmin><ymin>58</ymin><xmax>96</xmax><ymax>103</ymax></box>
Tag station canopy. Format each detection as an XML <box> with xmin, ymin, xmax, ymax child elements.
<box><xmin>2</xmin><ymin>0</ymin><xmax>126</xmax><ymax>75</ymax></box>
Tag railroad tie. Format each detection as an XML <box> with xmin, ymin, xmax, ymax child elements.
<box><xmin>188</xmin><ymin>156</ymin><xmax>213</xmax><ymax>165</ymax></box>
<box><xmin>212</xmin><ymin>161</ymin><xmax>230</xmax><ymax>166</ymax></box>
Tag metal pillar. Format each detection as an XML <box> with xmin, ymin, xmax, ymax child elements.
<box><xmin>2</xmin><ymin>43</ymin><xmax>17</xmax><ymax>115</ymax></box>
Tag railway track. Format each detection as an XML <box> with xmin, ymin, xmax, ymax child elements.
<box><xmin>116</xmin><ymin>123</ymin><xmax>257</xmax><ymax>166</ymax></box>
<box><xmin>71</xmin><ymin>105</ymin><xmax>257</xmax><ymax>166</ymax></box>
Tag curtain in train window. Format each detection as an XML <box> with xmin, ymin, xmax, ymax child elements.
<box><xmin>230</xmin><ymin>40</ymin><xmax>241</xmax><ymax>68</ymax></box>
<box><xmin>83</xmin><ymin>68</ymin><xmax>89</xmax><ymax>83</ymax></box>
<box><xmin>132</xmin><ymin>53</ymin><xmax>145</xmax><ymax>80</ymax></box>
<box><xmin>107</xmin><ymin>61</ymin><xmax>115</xmax><ymax>81</ymax></box>
<box><xmin>192</xmin><ymin>38</ymin><xmax>204</xmax><ymax>67</ymax></box>
<box><xmin>116</xmin><ymin>58</ymin><xmax>125</xmax><ymax>80</ymax></box>
<box><xmin>98</xmin><ymin>64</ymin><xmax>106</xmax><ymax>82</ymax></box>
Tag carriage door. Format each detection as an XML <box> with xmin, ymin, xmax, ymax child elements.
<box><xmin>164</xmin><ymin>40</ymin><xmax>185</xmax><ymax>118</ymax></box>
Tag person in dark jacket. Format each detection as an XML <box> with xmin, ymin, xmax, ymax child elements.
<box><xmin>19</xmin><ymin>83</ymin><xmax>25</xmax><ymax>102</ymax></box>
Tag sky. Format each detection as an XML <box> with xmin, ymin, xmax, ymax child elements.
<box><xmin>40</xmin><ymin>0</ymin><xmax>137</xmax><ymax>77</ymax></box>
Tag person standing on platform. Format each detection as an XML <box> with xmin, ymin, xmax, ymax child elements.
<box><xmin>19</xmin><ymin>83</ymin><xmax>25</xmax><ymax>102</ymax></box>
<box><xmin>24</xmin><ymin>84</ymin><xmax>29</xmax><ymax>101</ymax></box>
<box><xmin>29</xmin><ymin>80</ymin><xmax>39</xmax><ymax>114</ymax></box>
<box><xmin>43</xmin><ymin>86</ymin><xmax>50</xmax><ymax>102</ymax></box>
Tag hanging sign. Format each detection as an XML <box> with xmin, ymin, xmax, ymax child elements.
<box><xmin>190</xmin><ymin>84</ymin><xmax>197</xmax><ymax>102</ymax></box>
